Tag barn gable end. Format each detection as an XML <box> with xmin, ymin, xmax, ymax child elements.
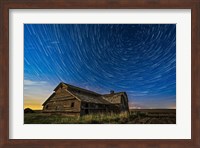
<box><xmin>42</xmin><ymin>83</ymin><xmax>81</xmax><ymax>115</ymax></box>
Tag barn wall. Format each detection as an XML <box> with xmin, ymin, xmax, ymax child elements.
<box><xmin>43</xmin><ymin>99</ymin><xmax>81</xmax><ymax>112</ymax></box>
<box><xmin>80</xmin><ymin>102</ymin><xmax>108</xmax><ymax>115</ymax></box>
<box><xmin>43</xmin><ymin>87</ymin><xmax>81</xmax><ymax>114</ymax></box>
<box><xmin>80</xmin><ymin>102</ymin><xmax>123</xmax><ymax>115</ymax></box>
<box><xmin>120</xmin><ymin>95</ymin><xmax>129</xmax><ymax>113</ymax></box>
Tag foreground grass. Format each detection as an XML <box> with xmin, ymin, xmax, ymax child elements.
<box><xmin>24</xmin><ymin>112</ymin><xmax>129</xmax><ymax>124</ymax></box>
<box><xmin>24</xmin><ymin>111</ymin><xmax>176</xmax><ymax>124</ymax></box>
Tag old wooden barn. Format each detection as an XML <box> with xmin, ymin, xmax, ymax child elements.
<box><xmin>42</xmin><ymin>82</ymin><xmax>129</xmax><ymax>116</ymax></box>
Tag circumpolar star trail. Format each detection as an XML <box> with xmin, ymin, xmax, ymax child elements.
<box><xmin>24</xmin><ymin>24</ymin><xmax>176</xmax><ymax>109</ymax></box>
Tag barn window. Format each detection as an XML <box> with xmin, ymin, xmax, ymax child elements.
<box><xmin>45</xmin><ymin>105</ymin><xmax>49</xmax><ymax>109</ymax></box>
<box><xmin>85</xmin><ymin>103</ymin><xmax>88</xmax><ymax>108</ymax></box>
<box><xmin>71</xmin><ymin>102</ymin><xmax>74</xmax><ymax>107</ymax></box>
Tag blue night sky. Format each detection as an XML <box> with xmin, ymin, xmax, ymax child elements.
<box><xmin>24</xmin><ymin>24</ymin><xmax>176</xmax><ymax>109</ymax></box>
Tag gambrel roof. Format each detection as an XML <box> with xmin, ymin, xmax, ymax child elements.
<box><xmin>42</xmin><ymin>82</ymin><xmax>127</xmax><ymax>106</ymax></box>
<box><xmin>54</xmin><ymin>82</ymin><xmax>100</xmax><ymax>96</ymax></box>
<box><xmin>102</xmin><ymin>92</ymin><xmax>127</xmax><ymax>104</ymax></box>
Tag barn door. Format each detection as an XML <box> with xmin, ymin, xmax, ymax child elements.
<box><xmin>85</xmin><ymin>103</ymin><xmax>89</xmax><ymax>114</ymax></box>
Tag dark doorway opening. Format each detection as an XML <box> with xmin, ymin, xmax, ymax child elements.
<box><xmin>71</xmin><ymin>102</ymin><xmax>74</xmax><ymax>107</ymax></box>
<box><xmin>45</xmin><ymin>105</ymin><xmax>49</xmax><ymax>109</ymax></box>
<box><xmin>85</xmin><ymin>109</ymin><xmax>89</xmax><ymax>114</ymax></box>
<box><xmin>85</xmin><ymin>103</ymin><xmax>89</xmax><ymax>114</ymax></box>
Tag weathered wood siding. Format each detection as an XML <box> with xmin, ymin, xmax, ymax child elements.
<box><xmin>42</xmin><ymin>83</ymin><xmax>129</xmax><ymax>116</ymax></box>
<box><xmin>43</xmin><ymin>87</ymin><xmax>81</xmax><ymax>114</ymax></box>
<box><xmin>80</xmin><ymin>102</ymin><xmax>121</xmax><ymax>115</ymax></box>
<box><xmin>120</xmin><ymin>95</ymin><xmax>129</xmax><ymax>112</ymax></box>
<box><xmin>80</xmin><ymin>102</ymin><xmax>107</xmax><ymax>115</ymax></box>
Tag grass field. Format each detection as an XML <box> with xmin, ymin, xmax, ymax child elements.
<box><xmin>24</xmin><ymin>109</ymin><xmax>176</xmax><ymax>124</ymax></box>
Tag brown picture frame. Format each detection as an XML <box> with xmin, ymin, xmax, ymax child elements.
<box><xmin>0</xmin><ymin>0</ymin><xmax>200</xmax><ymax>147</ymax></box>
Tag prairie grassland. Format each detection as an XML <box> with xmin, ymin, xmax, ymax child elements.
<box><xmin>24</xmin><ymin>112</ymin><xmax>129</xmax><ymax>124</ymax></box>
<box><xmin>24</xmin><ymin>109</ymin><xmax>176</xmax><ymax>124</ymax></box>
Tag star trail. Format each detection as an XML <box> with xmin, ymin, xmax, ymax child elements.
<box><xmin>24</xmin><ymin>24</ymin><xmax>176</xmax><ymax>109</ymax></box>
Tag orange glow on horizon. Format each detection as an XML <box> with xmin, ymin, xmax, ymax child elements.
<box><xmin>24</xmin><ymin>97</ymin><xmax>44</xmax><ymax>110</ymax></box>
<box><xmin>24</xmin><ymin>104</ymin><xmax>43</xmax><ymax>110</ymax></box>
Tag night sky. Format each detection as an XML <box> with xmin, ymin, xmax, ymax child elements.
<box><xmin>24</xmin><ymin>24</ymin><xmax>176</xmax><ymax>109</ymax></box>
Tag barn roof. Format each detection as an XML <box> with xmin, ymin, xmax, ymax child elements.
<box><xmin>68</xmin><ymin>89</ymin><xmax>111</xmax><ymax>104</ymax></box>
<box><xmin>103</xmin><ymin>92</ymin><xmax>127</xmax><ymax>97</ymax></box>
<box><xmin>102</xmin><ymin>92</ymin><xmax>127</xmax><ymax>104</ymax></box>
<box><xmin>43</xmin><ymin>82</ymin><xmax>127</xmax><ymax>105</ymax></box>
<box><xmin>54</xmin><ymin>82</ymin><xmax>101</xmax><ymax>96</ymax></box>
